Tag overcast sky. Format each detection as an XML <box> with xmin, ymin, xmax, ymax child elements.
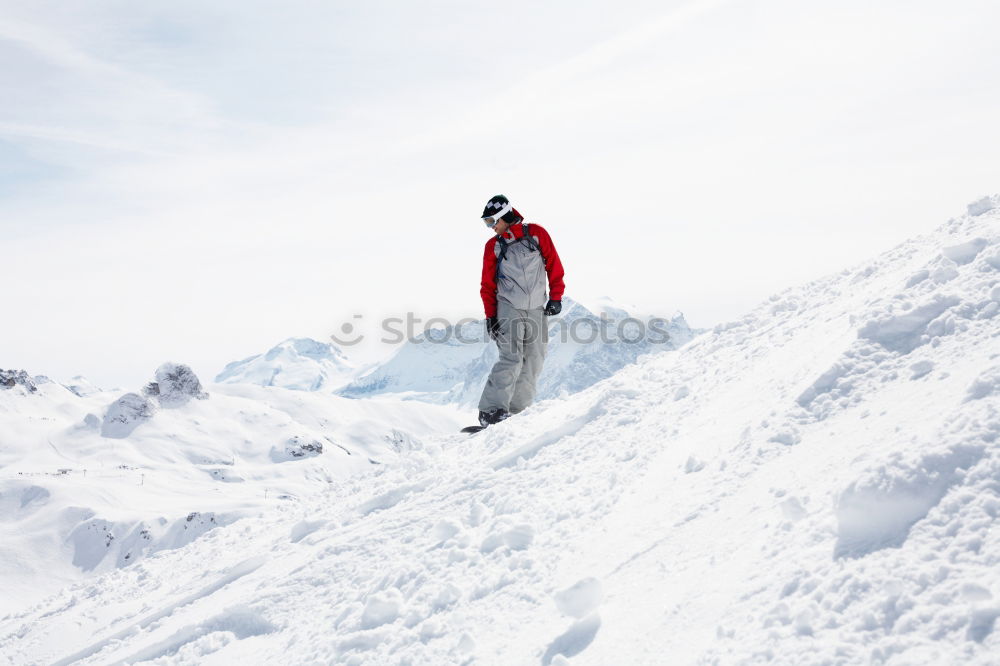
<box><xmin>2</xmin><ymin>0</ymin><xmax>999</xmax><ymax>389</ymax></box>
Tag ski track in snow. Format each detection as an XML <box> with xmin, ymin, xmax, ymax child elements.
<box><xmin>1</xmin><ymin>198</ymin><xmax>999</xmax><ymax>664</ymax></box>
<box><xmin>49</xmin><ymin>556</ymin><xmax>267</xmax><ymax>666</ymax></box>
<box><xmin>490</xmin><ymin>400</ymin><xmax>609</xmax><ymax>470</ymax></box>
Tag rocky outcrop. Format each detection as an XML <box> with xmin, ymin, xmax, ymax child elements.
<box><xmin>100</xmin><ymin>363</ymin><xmax>207</xmax><ymax>438</ymax></box>
<box><xmin>0</xmin><ymin>369</ymin><xmax>38</xmax><ymax>393</ymax></box>
<box><xmin>270</xmin><ymin>435</ymin><xmax>325</xmax><ymax>462</ymax></box>
<box><xmin>101</xmin><ymin>393</ymin><xmax>157</xmax><ymax>438</ymax></box>
<box><xmin>144</xmin><ymin>362</ymin><xmax>209</xmax><ymax>408</ymax></box>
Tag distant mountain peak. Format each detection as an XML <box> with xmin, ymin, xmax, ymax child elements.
<box><xmin>264</xmin><ymin>337</ymin><xmax>349</xmax><ymax>362</ymax></box>
<box><xmin>215</xmin><ymin>337</ymin><xmax>358</xmax><ymax>391</ymax></box>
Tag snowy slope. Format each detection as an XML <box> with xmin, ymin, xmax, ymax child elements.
<box><xmin>214</xmin><ymin>337</ymin><xmax>361</xmax><ymax>391</ymax></box>
<box><xmin>339</xmin><ymin>297</ymin><xmax>695</xmax><ymax>406</ymax></box>
<box><xmin>2</xmin><ymin>196</ymin><xmax>1000</xmax><ymax>664</ymax></box>
<box><xmin>0</xmin><ymin>365</ymin><xmax>463</xmax><ymax>617</ymax></box>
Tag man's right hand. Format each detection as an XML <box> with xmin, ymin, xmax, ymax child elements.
<box><xmin>487</xmin><ymin>316</ymin><xmax>500</xmax><ymax>341</ymax></box>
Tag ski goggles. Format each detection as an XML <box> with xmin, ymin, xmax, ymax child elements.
<box><xmin>481</xmin><ymin>202</ymin><xmax>512</xmax><ymax>228</ymax></box>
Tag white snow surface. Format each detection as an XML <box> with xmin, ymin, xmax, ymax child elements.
<box><xmin>0</xmin><ymin>374</ymin><xmax>463</xmax><ymax>617</ymax></box>
<box><xmin>2</xmin><ymin>198</ymin><xmax>1000</xmax><ymax>664</ymax></box>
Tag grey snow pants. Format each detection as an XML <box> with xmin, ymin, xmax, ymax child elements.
<box><xmin>479</xmin><ymin>301</ymin><xmax>549</xmax><ymax>414</ymax></box>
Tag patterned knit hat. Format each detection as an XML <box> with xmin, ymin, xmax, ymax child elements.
<box><xmin>481</xmin><ymin>194</ymin><xmax>522</xmax><ymax>224</ymax></box>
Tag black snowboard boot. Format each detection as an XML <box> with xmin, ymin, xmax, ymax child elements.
<box><xmin>478</xmin><ymin>408</ymin><xmax>510</xmax><ymax>427</ymax></box>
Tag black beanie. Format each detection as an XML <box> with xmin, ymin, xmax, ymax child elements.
<box><xmin>482</xmin><ymin>194</ymin><xmax>523</xmax><ymax>224</ymax></box>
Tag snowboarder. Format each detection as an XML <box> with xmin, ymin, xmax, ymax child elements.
<box><xmin>475</xmin><ymin>194</ymin><xmax>565</xmax><ymax>428</ymax></box>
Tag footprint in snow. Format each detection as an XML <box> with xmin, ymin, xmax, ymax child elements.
<box><xmin>289</xmin><ymin>519</ymin><xmax>329</xmax><ymax>543</ymax></box>
<box><xmin>480</xmin><ymin>523</ymin><xmax>534</xmax><ymax>554</ymax></box>
<box><xmin>554</xmin><ymin>577</ymin><xmax>603</xmax><ymax>618</ymax></box>
<box><xmin>541</xmin><ymin>614</ymin><xmax>602</xmax><ymax>665</ymax></box>
<box><xmin>360</xmin><ymin>589</ymin><xmax>403</xmax><ymax>629</ymax></box>
<box><xmin>538</xmin><ymin>578</ymin><xmax>604</xmax><ymax>664</ymax></box>
<box><xmin>430</xmin><ymin>519</ymin><xmax>461</xmax><ymax>546</ymax></box>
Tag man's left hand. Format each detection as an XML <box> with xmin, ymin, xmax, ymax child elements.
<box><xmin>544</xmin><ymin>300</ymin><xmax>562</xmax><ymax>316</ymax></box>
<box><xmin>487</xmin><ymin>316</ymin><xmax>501</xmax><ymax>340</ymax></box>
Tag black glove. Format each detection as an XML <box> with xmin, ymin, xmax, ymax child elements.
<box><xmin>544</xmin><ymin>300</ymin><xmax>562</xmax><ymax>316</ymax></box>
<box><xmin>487</xmin><ymin>316</ymin><xmax>501</xmax><ymax>340</ymax></box>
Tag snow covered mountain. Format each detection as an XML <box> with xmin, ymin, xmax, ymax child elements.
<box><xmin>3</xmin><ymin>195</ymin><xmax>1000</xmax><ymax>664</ymax></box>
<box><xmin>0</xmin><ymin>362</ymin><xmax>463</xmax><ymax>616</ymax></box>
<box><xmin>339</xmin><ymin>297</ymin><xmax>695</xmax><ymax>405</ymax></box>
<box><xmin>214</xmin><ymin>337</ymin><xmax>360</xmax><ymax>391</ymax></box>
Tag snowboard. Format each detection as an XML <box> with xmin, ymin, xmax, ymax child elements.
<box><xmin>461</xmin><ymin>425</ymin><xmax>487</xmax><ymax>434</ymax></box>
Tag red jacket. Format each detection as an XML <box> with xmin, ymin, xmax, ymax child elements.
<box><xmin>481</xmin><ymin>222</ymin><xmax>565</xmax><ymax>318</ymax></box>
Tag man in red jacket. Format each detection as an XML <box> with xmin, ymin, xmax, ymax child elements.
<box><xmin>477</xmin><ymin>194</ymin><xmax>565</xmax><ymax>427</ymax></box>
